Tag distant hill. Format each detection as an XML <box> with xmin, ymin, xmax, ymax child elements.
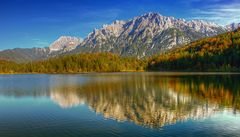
<box><xmin>0</xmin><ymin>36</ymin><xmax>82</xmax><ymax>63</ymax></box>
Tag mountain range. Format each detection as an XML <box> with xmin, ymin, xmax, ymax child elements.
<box><xmin>0</xmin><ymin>12</ymin><xmax>238</xmax><ymax>63</ymax></box>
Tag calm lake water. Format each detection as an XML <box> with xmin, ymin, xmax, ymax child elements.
<box><xmin>0</xmin><ymin>73</ymin><xmax>240</xmax><ymax>137</ymax></box>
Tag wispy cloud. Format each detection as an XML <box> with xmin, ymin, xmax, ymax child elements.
<box><xmin>189</xmin><ymin>1</ymin><xmax>240</xmax><ymax>25</ymax></box>
<box><xmin>179</xmin><ymin>0</ymin><xmax>223</xmax><ymax>6</ymax></box>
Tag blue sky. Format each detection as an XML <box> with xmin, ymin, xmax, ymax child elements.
<box><xmin>1</xmin><ymin>0</ymin><xmax>240</xmax><ymax>50</ymax></box>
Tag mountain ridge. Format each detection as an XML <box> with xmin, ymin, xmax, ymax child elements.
<box><xmin>0</xmin><ymin>12</ymin><xmax>238</xmax><ymax>62</ymax></box>
<box><xmin>72</xmin><ymin>12</ymin><xmax>226</xmax><ymax>58</ymax></box>
<box><xmin>1</xmin><ymin>28</ymin><xmax>240</xmax><ymax>73</ymax></box>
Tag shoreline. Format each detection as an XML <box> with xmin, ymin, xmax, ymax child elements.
<box><xmin>1</xmin><ymin>71</ymin><xmax>240</xmax><ymax>75</ymax></box>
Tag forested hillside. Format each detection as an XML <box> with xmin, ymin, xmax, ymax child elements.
<box><xmin>0</xmin><ymin>60</ymin><xmax>19</xmax><ymax>73</ymax></box>
<box><xmin>148</xmin><ymin>28</ymin><xmax>240</xmax><ymax>71</ymax></box>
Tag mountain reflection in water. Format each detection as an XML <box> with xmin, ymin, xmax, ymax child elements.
<box><xmin>0</xmin><ymin>73</ymin><xmax>240</xmax><ymax>129</ymax></box>
<box><xmin>49</xmin><ymin>73</ymin><xmax>240</xmax><ymax>128</ymax></box>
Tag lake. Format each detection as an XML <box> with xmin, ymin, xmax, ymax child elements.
<box><xmin>0</xmin><ymin>73</ymin><xmax>240</xmax><ymax>137</ymax></box>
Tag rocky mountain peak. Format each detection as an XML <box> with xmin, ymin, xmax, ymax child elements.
<box><xmin>226</xmin><ymin>23</ymin><xmax>240</xmax><ymax>31</ymax></box>
<box><xmin>76</xmin><ymin>12</ymin><xmax>227</xmax><ymax>57</ymax></box>
<box><xmin>141</xmin><ymin>12</ymin><xmax>162</xmax><ymax>18</ymax></box>
<box><xmin>49</xmin><ymin>36</ymin><xmax>82</xmax><ymax>52</ymax></box>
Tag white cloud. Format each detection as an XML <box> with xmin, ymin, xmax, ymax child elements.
<box><xmin>190</xmin><ymin>2</ymin><xmax>240</xmax><ymax>25</ymax></box>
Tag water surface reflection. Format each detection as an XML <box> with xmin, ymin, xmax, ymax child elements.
<box><xmin>47</xmin><ymin>73</ymin><xmax>240</xmax><ymax>128</ymax></box>
<box><xmin>1</xmin><ymin>73</ymin><xmax>239</xmax><ymax>129</ymax></box>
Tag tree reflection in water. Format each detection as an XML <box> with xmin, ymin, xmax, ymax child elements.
<box><xmin>49</xmin><ymin>73</ymin><xmax>240</xmax><ymax>128</ymax></box>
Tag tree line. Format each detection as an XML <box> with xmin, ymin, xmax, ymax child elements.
<box><xmin>1</xmin><ymin>29</ymin><xmax>240</xmax><ymax>73</ymax></box>
<box><xmin>0</xmin><ymin>53</ymin><xmax>146</xmax><ymax>73</ymax></box>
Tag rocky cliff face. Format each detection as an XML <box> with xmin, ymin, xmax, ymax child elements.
<box><xmin>73</xmin><ymin>13</ymin><xmax>226</xmax><ymax>58</ymax></box>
